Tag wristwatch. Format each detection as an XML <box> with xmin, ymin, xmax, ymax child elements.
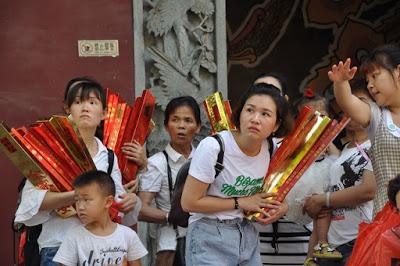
<box><xmin>233</xmin><ymin>197</ymin><xmax>239</xmax><ymax>209</ymax></box>
<box><xmin>165</xmin><ymin>212</ymin><xmax>169</xmax><ymax>224</ymax></box>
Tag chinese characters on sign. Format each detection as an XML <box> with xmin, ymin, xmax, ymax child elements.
<box><xmin>78</xmin><ymin>40</ymin><xmax>119</xmax><ymax>57</ymax></box>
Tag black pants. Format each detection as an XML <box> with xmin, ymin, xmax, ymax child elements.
<box><xmin>24</xmin><ymin>225</ymin><xmax>42</xmax><ymax>266</ymax></box>
<box><xmin>173</xmin><ymin>237</ymin><xmax>186</xmax><ymax>266</ymax></box>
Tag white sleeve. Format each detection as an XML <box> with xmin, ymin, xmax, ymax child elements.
<box><xmin>126</xmin><ymin>229</ymin><xmax>148</xmax><ymax>261</ymax></box>
<box><xmin>110</xmin><ymin>153</ymin><xmax>125</xmax><ymax>196</ymax></box>
<box><xmin>285</xmin><ymin>200</ymin><xmax>312</xmax><ymax>225</ymax></box>
<box><xmin>189</xmin><ymin>136</ymin><xmax>220</xmax><ymax>184</ymax></box>
<box><xmin>14</xmin><ymin>180</ymin><xmax>51</xmax><ymax>226</ymax></box>
<box><xmin>52</xmin><ymin>231</ymin><xmax>78</xmax><ymax>265</ymax></box>
<box><xmin>138</xmin><ymin>154</ymin><xmax>164</xmax><ymax>192</ymax></box>
<box><xmin>111</xmin><ymin>153</ymin><xmax>143</xmax><ymax>226</ymax></box>
<box><xmin>285</xmin><ymin>166</ymin><xmax>315</xmax><ymax>225</ymax></box>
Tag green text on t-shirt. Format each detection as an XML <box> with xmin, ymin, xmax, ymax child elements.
<box><xmin>221</xmin><ymin>175</ymin><xmax>263</xmax><ymax>196</ymax></box>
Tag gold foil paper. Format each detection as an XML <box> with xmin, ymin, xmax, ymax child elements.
<box><xmin>247</xmin><ymin>112</ymin><xmax>331</xmax><ymax>221</ymax></box>
<box><xmin>49</xmin><ymin>116</ymin><xmax>95</xmax><ymax>172</ymax></box>
<box><xmin>204</xmin><ymin>92</ymin><xmax>233</xmax><ymax>134</ymax></box>
<box><xmin>0</xmin><ymin>123</ymin><xmax>76</xmax><ymax>218</ymax></box>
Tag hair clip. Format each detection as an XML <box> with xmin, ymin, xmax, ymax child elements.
<box><xmin>304</xmin><ymin>87</ymin><xmax>315</xmax><ymax>99</ymax></box>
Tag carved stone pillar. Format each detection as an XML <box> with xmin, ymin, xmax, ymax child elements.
<box><xmin>134</xmin><ymin>0</ymin><xmax>227</xmax><ymax>155</ymax></box>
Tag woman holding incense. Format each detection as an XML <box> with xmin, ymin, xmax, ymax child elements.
<box><xmin>181</xmin><ymin>82</ymin><xmax>292</xmax><ymax>265</ymax></box>
<box><xmin>14</xmin><ymin>77</ymin><xmax>144</xmax><ymax>265</ymax></box>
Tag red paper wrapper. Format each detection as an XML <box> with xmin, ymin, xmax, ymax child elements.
<box><xmin>1</xmin><ymin>116</ymin><xmax>123</xmax><ymax>221</ymax></box>
<box><xmin>0</xmin><ymin>118</ymin><xmax>89</xmax><ymax>218</ymax></box>
<box><xmin>104</xmin><ymin>89</ymin><xmax>156</xmax><ymax>183</ymax></box>
<box><xmin>247</xmin><ymin>108</ymin><xmax>349</xmax><ymax>220</ymax></box>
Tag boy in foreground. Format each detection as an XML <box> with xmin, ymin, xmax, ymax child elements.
<box><xmin>53</xmin><ymin>170</ymin><xmax>147</xmax><ymax>266</ymax></box>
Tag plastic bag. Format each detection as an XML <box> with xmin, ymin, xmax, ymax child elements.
<box><xmin>346</xmin><ymin>203</ymin><xmax>400</xmax><ymax>266</ymax></box>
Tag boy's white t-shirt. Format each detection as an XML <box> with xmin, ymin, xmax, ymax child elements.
<box><xmin>285</xmin><ymin>154</ymin><xmax>337</xmax><ymax>225</ymax></box>
<box><xmin>188</xmin><ymin>130</ymin><xmax>270</xmax><ymax>223</ymax></box>
<box><xmin>53</xmin><ymin>223</ymin><xmax>147</xmax><ymax>266</ymax></box>
<box><xmin>327</xmin><ymin>140</ymin><xmax>373</xmax><ymax>247</ymax></box>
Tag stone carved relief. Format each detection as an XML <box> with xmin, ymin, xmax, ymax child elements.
<box><xmin>143</xmin><ymin>0</ymin><xmax>219</xmax><ymax>155</ymax></box>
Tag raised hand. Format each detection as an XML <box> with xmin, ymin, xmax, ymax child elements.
<box><xmin>328</xmin><ymin>58</ymin><xmax>357</xmax><ymax>83</ymax></box>
<box><xmin>121</xmin><ymin>141</ymin><xmax>147</xmax><ymax>170</ymax></box>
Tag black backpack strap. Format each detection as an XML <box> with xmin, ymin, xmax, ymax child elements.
<box><xmin>267</xmin><ymin>138</ymin><xmax>278</xmax><ymax>253</ymax></box>
<box><xmin>211</xmin><ymin>134</ymin><xmax>225</xmax><ymax>178</ymax></box>
<box><xmin>107</xmin><ymin>148</ymin><xmax>114</xmax><ymax>176</ymax></box>
<box><xmin>267</xmin><ymin>137</ymin><xmax>274</xmax><ymax>157</ymax></box>
<box><xmin>162</xmin><ymin>150</ymin><xmax>173</xmax><ymax>198</ymax></box>
<box><xmin>271</xmin><ymin>220</ymin><xmax>280</xmax><ymax>254</ymax></box>
<box><xmin>162</xmin><ymin>150</ymin><xmax>178</xmax><ymax>231</ymax></box>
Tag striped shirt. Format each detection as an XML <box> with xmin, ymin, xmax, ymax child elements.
<box><xmin>257</xmin><ymin>219</ymin><xmax>311</xmax><ymax>266</ymax></box>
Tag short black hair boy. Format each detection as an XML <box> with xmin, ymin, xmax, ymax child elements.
<box><xmin>73</xmin><ymin>170</ymin><xmax>116</xmax><ymax>197</ymax></box>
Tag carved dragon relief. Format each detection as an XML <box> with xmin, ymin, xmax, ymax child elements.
<box><xmin>228</xmin><ymin>0</ymin><xmax>300</xmax><ymax>68</ymax></box>
<box><xmin>227</xmin><ymin>0</ymin><xmax>399</xmax><ymax>103</ymax></box>
<box><xmin>144</xmin><ymin>0</ymin><xmax>218</xmax><ymax>155</ymax></box>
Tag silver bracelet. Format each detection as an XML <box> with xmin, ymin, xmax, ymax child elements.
<box><xmin>325</xmin><ymin>192</ymin><xmax>331</xmax><ymax>208</ymax></box>
<box><xmin>165</xmin><ymin>212</ymin><xmax>169</xmax><ymax>224</ymax></box>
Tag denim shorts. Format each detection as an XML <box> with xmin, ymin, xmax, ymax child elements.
<box><xmin>185</xmin><ymin>218</ymin><xmax>261</xmax><ymax>266</ymax></box>
<box><xmin>40</xmin><ymin>247</ymin><xmax>59</xmax><ymax>266</ymax></box>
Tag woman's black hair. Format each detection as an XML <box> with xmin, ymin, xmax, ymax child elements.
<box><xmin>64</xmin><ymin>77</ymin><xmax>106</xmax><ymax>140</ymax></box>
<box><xmin>253</xmin><ymin>71</ymin><xmax>288</xmax><ymax>95</ymax></box>
<box><xmin>349</xmin><ymin>78</ymin><xmax>373</xmax><ymax>100</ymax></box>
<box><xmin>232</xmin><ymin>83</ymin><xmax>292</xmax><ymax>139</ymax></box>
<box><xmin>360</xmin><ymin>44</ymin><xmax>400</xmax><ymax>75</ymax></box>
<box><xmin>63</xmin><ymin>77</ymin><xmax>106</xmax><ymax>109</ymax></box>
<box><xmin>164</xmin><ymin>96</ymin><xmax>201</xmax><ymax>126</ymax></box>
<box><xmin>388</xmin><ymin>174</ymin><xmax>400</xmax><ymax>208</ymax></box>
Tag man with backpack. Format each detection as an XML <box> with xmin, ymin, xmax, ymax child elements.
<box><xmin>137</xmin><ymin>96</ymin><xmax>201</xmax><ymax>266</ymax></box>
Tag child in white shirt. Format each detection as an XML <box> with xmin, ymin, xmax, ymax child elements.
<box><xmin>53</xmin><ymin>170</ymin><xmax>147</xmax><ymax>266</ymax></box>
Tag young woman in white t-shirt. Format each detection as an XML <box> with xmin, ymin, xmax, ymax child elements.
<box><xmin>15</xmin><ymin>77</ymin><xmax>145</xmax><ymax>265</ymax></box>
<box><xmin>181</xmin><ymin>83</ymin><xmax>293</xmax><ymax>265</ymax></box>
